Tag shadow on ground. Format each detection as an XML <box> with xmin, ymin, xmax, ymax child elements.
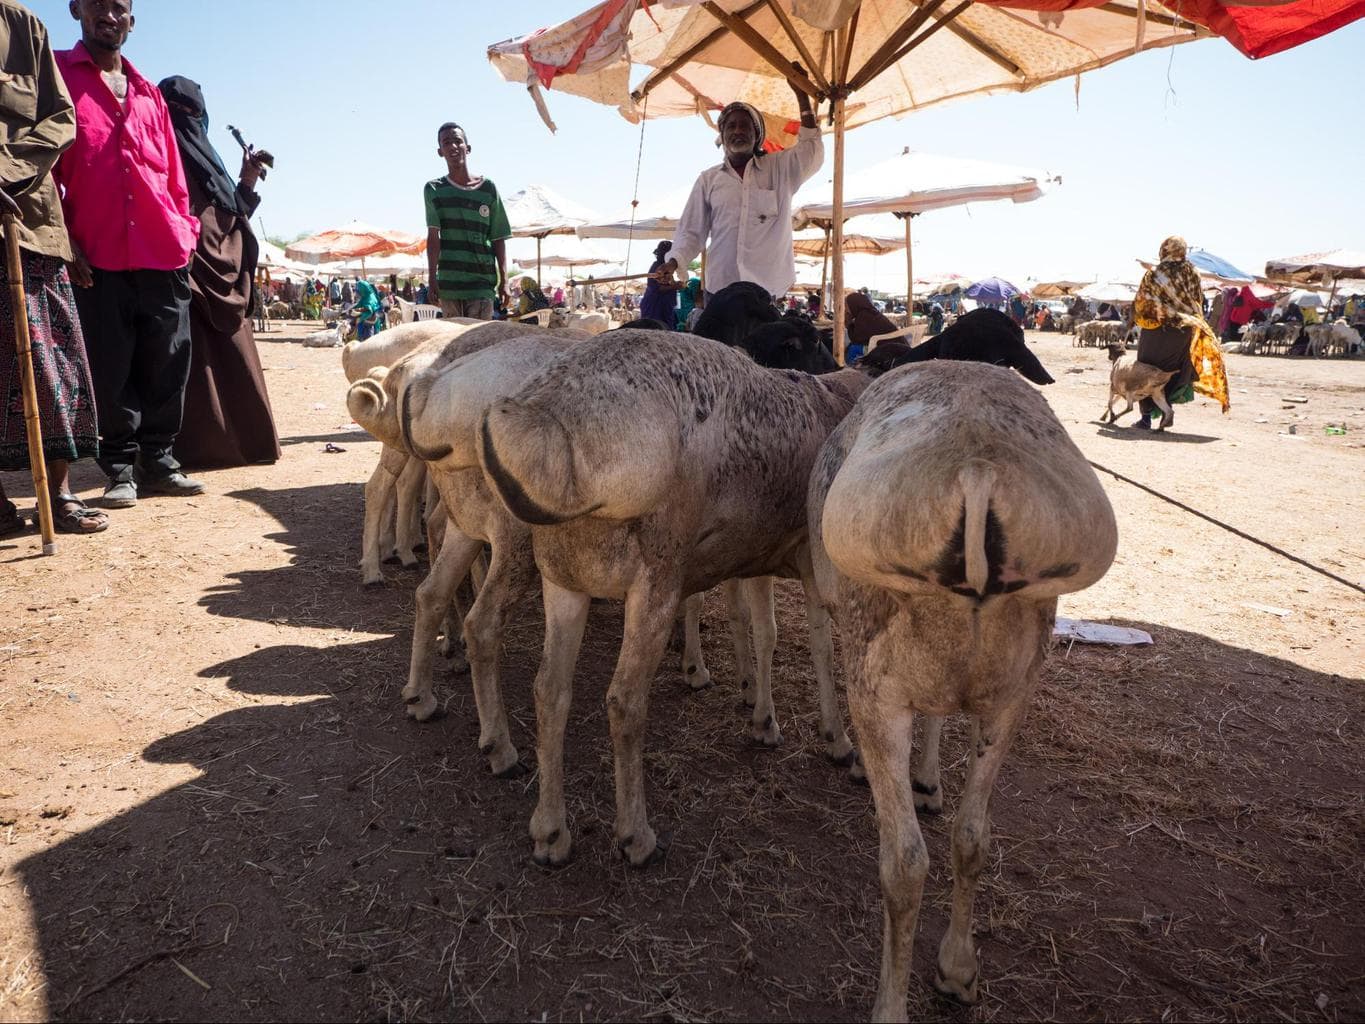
<box><xmin>14</xmin><ymin>607</ymin><xmax>1364</xmax><ymax>1021</ymax></box>
<box><xmin>199</xmin><ymin>484</ymin><xmax>421</xmax><ymax>633</ymax></box>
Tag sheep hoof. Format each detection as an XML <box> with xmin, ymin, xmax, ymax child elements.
<box><xmin>362</xmin><ymin>573</ymin><xmax>384</xmax><ymax>587</ymax></box>
<box><xmin>933</xmin><ymin>968</ymin><xmax>979</xmax><ymax>1005</ymax></box>
<box><xmin>404</xmin><ymin>694</ymin><xmax>440</xmax><ymax>722</ymax></box>
<box><xmin>531</xmin><ymin>840</ymin><xmax>573</xmax><ymax>869</ymax></box>
<box><xmin>914</xmin><ymin>790</ymin><xmax>944</xmax><ymax>816</ymax></box>
<box><xmin>492</xmin><ymin>756</ymin><xmax>528</xmax><ymax>780</ymax></box>
<box><xmin>618</xmin><ymin>828</ymin><xmax>669</xmax><ymax>869</ymax></box>
<box><xmin>750</xmin><ymin>715</ymin><xmax>783</xmax><ymax>748</ymax></box>
<box><xmin>684</xmin><ymin>666</ymin><xmax>713</xmax><ymax>692</ymax></box>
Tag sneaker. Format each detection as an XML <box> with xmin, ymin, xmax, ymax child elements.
<box><xmin>139</xmin><ymin>471</ymin><xmax>205</xmax><ymax>497</ymax></box>
<box><xmin>102</xmin><ymin>477</ymin><xmax>138</xmax><ymax>508</ymax></box>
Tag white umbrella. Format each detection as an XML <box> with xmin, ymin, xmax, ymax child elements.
<box><xmin>505</xmin><ymin>184</ymin><xmax>598</xmax><ymax>282</ymax></box>
<box><xmin>575</xmin><ymin>184</ymin><xmax>694</xmax><ymax>243</ymax></box>
<box><xmin>1080</xmin><ymin>281</ymin><xmax>1138</xmax><ymax>304</ymax></box>
<box><xmin>793</xmin><ymin>147</ymin><xmax>1054</xmax><ymax>310</ymax></box>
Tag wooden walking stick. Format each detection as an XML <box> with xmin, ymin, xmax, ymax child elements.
<box><xmin>3</xmin><ymin>211</ymin><xmax>56</xmax><ymax>555</ymax></box>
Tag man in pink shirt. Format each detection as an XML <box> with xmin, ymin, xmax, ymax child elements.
<box><xmin>54</xmin><ymin>0</ymin><xmax>203</xmax><ymax>507</ymax></box>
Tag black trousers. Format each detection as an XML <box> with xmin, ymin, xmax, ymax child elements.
<box><xmin>74</xmin><ymin>266</ymin><xmax>192</xmax><ymax>480</ymax></box>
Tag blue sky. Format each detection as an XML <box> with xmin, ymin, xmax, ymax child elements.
<box><xmin>30</xmin><ymin>0</ymin><xmax>1365</xmax><ymax>287</ymax></box>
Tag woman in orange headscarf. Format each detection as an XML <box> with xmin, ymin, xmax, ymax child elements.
<box><xmin>1132</xmin><ymin>236</ymin><xmax>1230</xmax><ymax>430</ymax></box>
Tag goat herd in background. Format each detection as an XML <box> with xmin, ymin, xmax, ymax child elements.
<box><xmin>342</xmin><ymin>293</ymin><xmax>1118</xmax><ymax>1022</ymax></box>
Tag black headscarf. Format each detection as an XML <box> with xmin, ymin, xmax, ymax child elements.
<box><xmin>158</xmin><ymin>75</ymin><xmax>244</xmax><ymax>215</ymax></box>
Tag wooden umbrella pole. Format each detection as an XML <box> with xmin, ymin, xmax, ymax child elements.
<box><xmin>903</xmin><ymin>213</ymin><xmax>913</xmax><ymax>315</ymax></box>
<box><xmin>831</xmin><ymin>95</ymin><xmax>847</xmax><ymax>364</ymax></box>
<box><xmin>3</xmin><ymin>212</ymin><xmax>55</xmax><ymax>555</ymax></box>
<box><xmin>819</xmin><ymin>225</ymin><xmax>830</xmax><ymax>310</ymax></box>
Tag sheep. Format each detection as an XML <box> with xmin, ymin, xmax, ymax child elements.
<box><xmin>856</xmin><ymin>309</ymin><xmax>1055</xmax><ymax>385</ymax></box>
<box><xmin>806</xmin><ymin>361</ymin><xmax>1117</xmax><ymax>1020</ymax></box>
<box><xmin>345</xmin><ymin>321</ymin><xmax>493</xmax><ymax>584</ymax></box>
<box><xmin>301</xmin><ymin>322</ymin><xmax>345</xmax><ymax>348</ymax></box>
<box><xmin>478</xmin><ymin>330</ymin><xmax>870</xmax><ymax>868</ymax></box>
<box><xmin>1100</xmin><ymin>348</ymin><xmax>1177</xmax><ymax>429</ymax></box>
<box><xmin>341</xmin><ymin>319</ymin><xmax>483</xmax><ymax>384</ymax></box>
<box><xmin>1074</xmin><ymin>320</ymin><xmax>1126</xmax><ymax>348</ymax></box>
<box><xmin>561</xmin><ymin>310</ymin><xmax>611</xmax><ymax>335</ymax></box>
<box><xmin>1305</xmin><ymin>318</ymin><xmax>1357</xmax><ymax>357</ymax></box>
<box><xmin>382</xmin><ymin>324</ymin><xmax>589</xmax><ymax>775</ymax></box>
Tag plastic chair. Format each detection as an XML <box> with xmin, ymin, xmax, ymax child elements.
<box><xmin>867</xmin><ymin>322</ymin><xmax>927</xmax><ymax>351</ymax></box>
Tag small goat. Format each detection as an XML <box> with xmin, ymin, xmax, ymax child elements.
<box><xmin>1101</xmin><ymin>345</ymin><xmax>1177</xmax><ymax>429</ymax></box>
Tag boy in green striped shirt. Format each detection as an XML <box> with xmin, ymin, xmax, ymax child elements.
<box><xmin>424</xmin><ymin>123</ymin><xmax>510</xmax><ymax>319</ymax></box>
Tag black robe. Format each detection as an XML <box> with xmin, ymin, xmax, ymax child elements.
<box><xmin>173</xmin><ymin>175</ymin><xmax>281</xmax><ymax>470</ymax></box>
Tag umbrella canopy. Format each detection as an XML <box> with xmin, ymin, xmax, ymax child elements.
<box><xmin>1187</xmin><ymin>248</ymin><xmax>1255</xmax><ymax>284</ymax></box>
<box><xmin>285</xmin><ymin>220</ymin><xmax>424</xmax><ymax>264</ymax></box>
<box><xmin>505</xmin><ymin>183</ymin><xmax>597</xmax><ymax>238</ymax></box>
<box><xmin>575</xmin><ymin>184</ymin><xmax>696</xmax><ymax>241</ymax></box>
<box><xmin>793</xmin><ymin>148</ymin><xmax>1054</xmax><ymax>226</ymax></box>
<box><xmin>1286</xmin><ymin>289</ymin><xmax>1326</xmax><ymax>308</ymax></box>
<box><xmin>1080</xmin><ymin>281</ymin><xmax>1139</xmax><ymax>303</ymax></box>
<box><xmin>509</xmin><ymin>234</ymin><xmax>614</xmax><ymax>271</ymax></box>
<box><xmin>1264</xmin><ymin>249</ymin><xmax>1365</xmax><ymax>286</ymax></box>
<box><xmin>792</xmin><ymin>227</ymin><xmax>903</xmax><ymax>257</ymax></box>
<box><xmin>491</xmin><ymin>0</ymin><xmax>1361</xmax><ymax>359</ymax></box>
<box><xmin>257</xmin><ymin>240</ymin><xmax>318</xmax><ymax>276</ymax></box>
<box><xmin>1029</xmin><ymin>279</ymin><xmax>1092</xmax><ymax>298</ymax></box>
<box><xmin>965</xmin><ymin>277</ymin><xmax>1021</xmax><ymax>302</ymax></box>
<box><xmin>793</xmin><ymin>146</ymin><xmax>1054</xmax><ymax>309</ymax></box>
<box><xmin>327</xmin><ymin>252</ymin><xmax>429</xmax><ymax>278</ymax></box>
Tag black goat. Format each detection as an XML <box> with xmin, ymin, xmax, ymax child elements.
<box><xmin>692</xmin><ymin>281</ymin><xmax>778</xmax><ymax>347</ymax></box>
<box><xmin>857</xmin><ymin>308</ymin><xmax>1055</xmax><ymax>385</ymax></box>
<box><xmin>690</xmin><ymin>280</ymin><xmax>837</xmax><ymax>374</ymax></box>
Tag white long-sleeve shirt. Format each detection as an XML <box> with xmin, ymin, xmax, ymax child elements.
<box><xmin>669</xmin><ymin>124</ymin><xmax>823</xmax><ymax>299</ymax></box>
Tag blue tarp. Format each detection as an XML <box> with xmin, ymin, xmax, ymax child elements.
<box><xmin>964</xmin><ymin>276</ymin><xmax>1021</xmax><ymax>302</ymax></box>
<box><xmin>1188</xmin><ymin>248</ymin><xmax>1254</xmax><ymax>282</ymax></box>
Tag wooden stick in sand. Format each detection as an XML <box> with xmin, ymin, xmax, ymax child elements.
<box><xmin>3</xmin><ymin>211</ymin><xmax>56</xmax><ymax>555</ymax></box>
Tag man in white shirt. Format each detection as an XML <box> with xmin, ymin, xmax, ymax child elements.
<box><xmin>656</xmin><ymin>68</ymin><xmax>821</xmax><ymax>301</ymax></box>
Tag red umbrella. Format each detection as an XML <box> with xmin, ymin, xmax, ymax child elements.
<box><xmin>285</xmin><ymin>220</ymin><xmax>425</xmax><ymax>265</ymax></box>
<box><xmin>975</xmin><ymin>0</ymin><xmax>1365</xmax><ymax>58</ymax></box>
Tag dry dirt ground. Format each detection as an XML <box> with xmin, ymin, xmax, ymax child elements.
<box><xmin>1</xmin><ymin>325</ymin><xmax>1361</xmax><ymax>1022</ymax></box>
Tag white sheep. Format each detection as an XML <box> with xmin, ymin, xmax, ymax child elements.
<box><xmin>478</xmin><ymin>330</ymin><xmax>869</xmax><ymax>868</ymax></box>
<box><xmin>808</xmin><ymin>361</ymin><xmax>1116</xmax><ymax>1020</ymax></box>
<box><xmin>343</xmin><ymin>319</ymin><xmax>485</xmax><ymax>582</ymax></box>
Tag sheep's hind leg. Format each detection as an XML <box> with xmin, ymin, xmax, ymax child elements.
<box><xmin>799</xmin><ymin>558</ymin><xmax>860</xmax><ymax>776</ymax></box>
<box><xmin>722</xmin><ymin>578</ymin><xmax>756</xmax><ymax>707</ymax></box>
<box><xmin>360</xmin><ymin>448</ymin><xmax>405</xmax><ymax>584</ymax></box>
<box><xmin>913</xmin><ymin>716</ymin><xmax>944</xmax><ymax>814</ymax></box>
<box><xmin>463</xmin><ymin>537</ymin><xmax>537</xmax><ymax>777</ymax></box>
<box><xmin>608</xmin><ymin>575</ymin><xmax>681</xmax><ymax>868</ymax></box>
<box><xmin>403</xmin><ymin>531</ymin><xmax>481</xmax><ymax>722</ymax></box>
<box><xmin>680</xmin><ymin>592</ymin><xmax>712</xmax><ymax>691</ymax></box>
<box><xmin>529</xmin><ymin>579</ymin><xmax>591</xmax><ymax>868</ymax></box>
<box><xmin>742</xmin><ymin>577</ymin><xmax>781</xmax><ymax>747</ymax></box>
<box><xmin>393</xmin><ymin>458</ymin><xmax>427</xmax><ymax>567</ymax></box>
<box><xmin>850</xmin><ymin>681</ymin><xmax>927</xmax><ymax>1024</ymax></box>
<box><xmin>1153</xmin><ymin>391</ymin><xmax>1174</xmax><ymax>431</ymax></box>
<box><xmin>935</xmin><ymin>697</ymin><xmax>1031</xmax><ymax>1004</ymax></box>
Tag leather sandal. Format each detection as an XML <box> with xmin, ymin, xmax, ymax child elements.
<box><xmin>53</xmin><ymin>494</ymin><xmax>109</xmax><ymax>535</ymax></box>
<box><xmin>0</xmin><ymin>499</ymin><xmax>26</xmax><ymax>538</ymax></box>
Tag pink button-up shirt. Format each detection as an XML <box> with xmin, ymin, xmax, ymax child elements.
<box><xmin>53</xmin><ymin>41</ymin><xmax>198</xmax><ymax>272</ymax></box>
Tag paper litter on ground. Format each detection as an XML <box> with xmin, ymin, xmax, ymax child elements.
<box><xmin>1053</xmin><ymin>617</ymin><xmax>1153</xmax><ymax>645</ymax></box>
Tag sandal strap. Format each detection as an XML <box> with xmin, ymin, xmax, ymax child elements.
<box><xmin>55</xmin><ymin>494</ymin><xmax>85</xmax><ymax>505</ymax></box>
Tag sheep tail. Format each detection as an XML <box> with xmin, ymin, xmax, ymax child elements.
<box><xmin>959</xmin><ymin>462</ymin><xmax>997</xmax><ymax>596</ymax></box>
<box><xmin>478</xmin><ymin>398</ymin><xmax>592</xmax><ymax>526</ymax></box>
